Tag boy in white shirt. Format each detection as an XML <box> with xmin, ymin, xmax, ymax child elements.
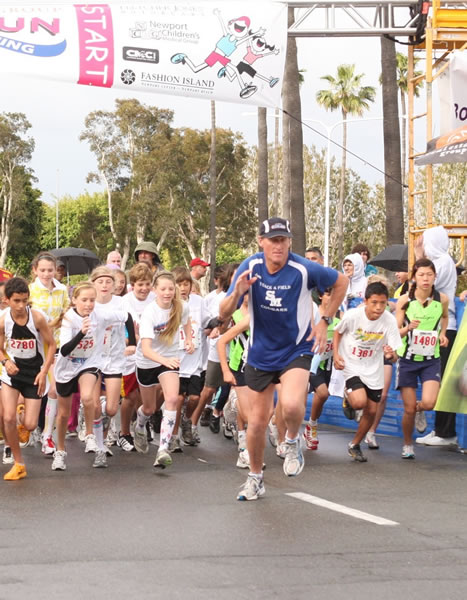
<box><xmin>333</xmin><ymin>282</ymin><xmax>402</xmax><ymax>462</ymax></box>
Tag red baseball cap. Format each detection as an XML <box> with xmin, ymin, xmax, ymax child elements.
<box><xmin>190</xmin><ymin>257</ymin><xmax>210</xmax><ymax>268</ymax></box>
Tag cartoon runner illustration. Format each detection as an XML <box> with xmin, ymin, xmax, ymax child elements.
<box><xmin>218</xmin><ymin>35</ymin><xmax>280</xmax><ymax>98</ymax></box>
<box><xmin>171</xmin><ymin>9</ymin><xmax>264</xmax><ymax>98</ymax></box>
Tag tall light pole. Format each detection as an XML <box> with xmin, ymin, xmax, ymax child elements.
<box><xmin>55</xmin><ymin>169</ymin><xmax>60</xmax><ymax>249</ymax></box>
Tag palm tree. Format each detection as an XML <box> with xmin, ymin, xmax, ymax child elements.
<box><xmin>316</xmin><ymin>64</ymin><xmax>376</xmax><ymax>264</ymax></box>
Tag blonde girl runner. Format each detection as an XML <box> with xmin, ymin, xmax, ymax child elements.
<box><xmin>133</xmin><ymin>272</ymin><xmax>194</xmax><ymax>469</ymax></box>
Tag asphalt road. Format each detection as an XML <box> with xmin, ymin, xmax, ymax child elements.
<box><xmin>1</xmin><ymin>425</ymin><xmax>467</xmax><ymax>600</ymax></box>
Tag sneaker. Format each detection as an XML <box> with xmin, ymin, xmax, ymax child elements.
<box><xmin>348</xmin><ymin>442</ymin><xmax>368</xmax><ymax>463</ymax></box>
<box><xmin>415</xmin><ymin>408</ymin><xmax>427</xmax><ymax>434</ymax></box>
<box><xmin>269</xmin><ymin>77</ymin><xmax>279</xmax><ymax>87</ymax></box>
<box><xmin>268</xmin><ymin>420</ymin><xmax>279</xmax><ymax>447</ymax></box>
<box><xmin>236</xmin><ymin>448</ymin><xmax>250</xmax><ymax>469</ymax></box>
<box><xmin>153</xmin><ymin>447</ymin><xmax>172</xmax><ymax>469</ymax></box>
<box><xmin>4</xmin><ymin>463</ymin><xmax>27</xmax><ymax>481</ymax></box>
<box><xmin>2</xmin><ymin>446</ymin><xmax>13</xmax><ymax>465</ymax></box>
<box><xmin>222</xmin><ymin>420</ymin><xmax>235</xmax><ymax>439</ymax></box>
<box><xmin>106</xmin><ymin>421</ymin><xmax>119</xmax><ymax>446</ymax></box>
<box><xmin>84</xmin><ymin>434</ymin><xmax>99</xmax><ymax>454</ymax></box>
<box><xmin>171</xmin><ymin>52</ymin><xmax>186</xmax><ymax>65</ymax></box>
<box><xmin>276</xmin><ymin>442</ymin><xmax>287</xmax><ymax>459</ymax></box>
<box><xmin>303</xmin><ymin>424</ymin><xmax>319</xmax><ymax>451</ymax></box>
<box><xmin>416</xmin><ymin>431</ymin><xmax>458</xmax><ymax>446</ymax></box>
<box><xmin>192</xmin><ymin>425</ymin><xmax>201</xmax><ymax>444</ymax></box>
<box><xmin>200</xmin><ymin>406</ymin><xmax>212</xmax><ymax>427</ymax></box>
<box><xmin>237</xmin><ymin>475</ymin><xmax>265</xmax><ymax>501</ymax></box>
<box><xmin>402</xmin><ymin>444</ymin><xmax>415</xmax><ymax>459</ymax></box>
<box><xmin>17</xmin><ymin>424</ymin><xmax>30</xmax><ymax>445</ymax></box>
<box><xmin>52</xmin><ymin>450</ymin><xmax>67</xmax><ymax>471</ymax></box>
<box><xmin>283</xmin><ymin>439</ymin><xmax>305</xmax><ymax>477</ymax></box>
<box><xmin>168</xmin><ymin>436</ymin><xmax>183</xmax><ymax>454</ymax></box>
<box><xmin>66</xmin><ymin>429</ymin><xmax>78</xmax><ymax>439</ymax></box>
<box><xmin>355</xmin><ymin>409</ymin><xmax>363</xmax><ymax>423</ymax></box>
<box><xmin>365</xmin><ymin>431</ymin><xmax>380</xmax><ymax>449</ymax></box>
<box><xmin>41</xmin><ymin>437</ymin><xmax>56</xmax><ymax>457</ymax></box>
<box><xmin>209</xmin><ymin>414</ymin><xmax>220</xmax><ymax>434</ymax></box>
<box><xmin>133</xmin><ymin>426</ymin><xmax>149</xmax><ymax>454</ymax></box>
<box><xmin>342</xmin><ymin>394</ymin><xmax>356</xmax><ymax>420</ymax></box>
<box><xmin>117</xmin><ymin>433</ymin><xmax>135</xmax><ymax>452</ymax></box>
<box><xmin>104</xmin><ymin>445</ymin><xmax>113</xmax><ymax>457</ymax></box>
<box><xmin>239</xmin><ymin>84</ymin><xmax>257</xmax><ymax>99</ymax></box>
<box><xmin>93</xmin><ymin>450</ymin><xmax>108</xmax><ymax>468</ymax></box>
<box><xmin>181</xmin><ymin>417</ymin><xmax>196</xmax><ymax>446</ymax></box>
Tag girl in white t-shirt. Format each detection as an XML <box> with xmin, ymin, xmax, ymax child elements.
<box><xmin>52</xmin><ymin>282</ymin><xmax>130</xmax><ymax>471</ymax></box>
<box><xmin>90</xmin><ymin>267</ymin><xmax>136</xmax><ymax>466</ymax></box>
<box><xmin>134</xmin><ymin>271</ymin><xmax>194</xmax><ymax>469</ymax></box>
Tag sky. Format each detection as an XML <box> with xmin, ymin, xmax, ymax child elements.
<box><xmin>0</xmin><ymin>1</ymin><xmax>431</xmax><ymax>205</ymax></box>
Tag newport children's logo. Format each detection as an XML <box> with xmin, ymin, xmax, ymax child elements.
<box><xmin>0</xmin><ymin>16</ymin><xmax>66</xmax><ymax>57</ymax></box>
<box><xmin>355</xmin><ymin>328</ymin><xmax>384</xmax><ymax>343</ymax></box>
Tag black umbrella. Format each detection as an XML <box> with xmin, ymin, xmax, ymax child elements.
<box><xmin>368</xmin><ymin>244</ymin><xmax>408</xmax><ymax>272</ymax></box>
<box><xmin>50</xmin><ymin>247</ymin><xmax>100</xmax><ymax>276</ymax></box>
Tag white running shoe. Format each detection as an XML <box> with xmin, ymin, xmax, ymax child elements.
<box><xmin>168</xmin><ymin>436</ymin><xmax>183</xmax><ymax>454</ymax></box>
<box><xmin>2</xmin><ymin>446</ymin><xmax>13</xmax><ymax>465</ymax></box>
<box><xmin>237</xmin><ymin>475</ymin><xmax>265</xmax><ymax>501</ymax></box>
<box><xmin>276</xmin><ymin>442</ymin><xmax>287</xmax><ymax>459</ymax></box>
<box><xmin>41</xmin><ymin>437</ymin><xmax>56</xmax><ymax>457</ymax></box>
<box><xmin>84</xmin><ymin>434</ymin><xmax>99</xmax><ymax>453</ymax></box>
<box><xmin>93</xmin><ymin>450</ymin><xmax>108</xmax><ymax>468</ymax></box>
<box><xmin>416</xmin><ymin>431</ymin><xmax>458</xmax><ymax>446</ymax></box>
<box><xmin>236</xmin><ymin>448</ymin><xmax>250</xmax><ymax>469</ymax></box>
<box><xmin>268</xmin><ymin>420</ymin><xmax>279</xmax><ymax>447</ymax></box>
<box><xmin>133</xmin><ymin>426</ymin><xmax>149</xmax><ymax>454</ymax></box>
<box><xmin>415</xmin><ymin>409</ymin><xmax>427</xmax><ymax>434</ymax></box>
<box><xmin>401</xmin><ymin>444</ymin><xmax>415</xmax><ymax>459</ymax></box>
<box><xmin>283</xmin><ymin>439</ymin><xmax>305</xmax><ymax>477</ymax></box>
<box><xmin>365</xmin><ymin>431</ymin><xmax>379</xmax><ymax>450</ymax></box>
<box><xmin>153</xmin><ymin>447</ymin><xmax>172</xmax><ymax>469</ymax></box>
<box><xmin>52</xmin><ymin>450</ymin><xmax>67</xmax><ymax>471</ymax></box>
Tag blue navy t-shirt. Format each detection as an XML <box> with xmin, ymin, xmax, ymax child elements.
<box><xmin>226</xmin><ymin>252</ymin><xmax>339</xmax><ymax>371</ymax></box>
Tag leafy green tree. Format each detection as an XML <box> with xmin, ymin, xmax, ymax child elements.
<box><xmin>316</xmin><ymin>64</ymin><xmax>376</xmax><ymax>263</ymax></box>
<box><xmin>0</xmin><ymin>112</ymin><xmax>35</xmax><ymax>266</ymax></box>
<box><xmin>40</xmin><ymin>192</ymin><xmax>111</xmax><ymax>259</ymax></box>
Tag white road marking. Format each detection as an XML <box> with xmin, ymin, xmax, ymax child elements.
<box><xmin>286</xmin><ymin>492</ymin><xmax>399</xmax><ymax>526</ymax></box>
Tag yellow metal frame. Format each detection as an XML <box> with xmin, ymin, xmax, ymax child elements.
<box><xmin>407</xmin><ymin>1</ymin><xmax>467</xmax><ymax>270</ymax></box>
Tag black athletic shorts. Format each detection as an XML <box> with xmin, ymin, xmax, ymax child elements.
<box><xmin>245</xmin><ymin>354</ymin><xmax>312</xmax><ymax>393</ymax></box>
<box><xmin>56</xmin><ymin>368</ymin><xmax>100</xmax><ymax>397</ymax></box>
<box><xmin>136</xmin><ymin>365</ymin><xmax>178</xmax><ymax>388</ymax></box>
<box><xmin>310</xmin><ymin>367</ymin><xmax>332</xmax><ymax>392</ymax></box>
<box><xmin>345</xmin><ymin>375</ymin><xmax>382</xmax><ymax>403</ymax></box>
<box><xmin>179</xmin><ymin>375</ymin><xmax>202</xmax><ymax>397</ymax></box>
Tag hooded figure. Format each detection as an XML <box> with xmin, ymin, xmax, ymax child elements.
<box><xmin>422</xmin><ymin>226</ymin><xmax>457</xmax><ymax>331</ymax></box>
<box><xmin>342</xmin><ymin>252</ymin><xmax>367</xmax><ymax>311</ymax></box>
<box><xmin>134</xmin><ymin>241</ymin><xmax>162</xmax><ymax>271</ymax></box>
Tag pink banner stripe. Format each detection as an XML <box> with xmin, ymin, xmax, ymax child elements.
<box><xmin>75</xmin><ymin>4</ymin><xmax>114</xmax><ymax>88</ymax></box>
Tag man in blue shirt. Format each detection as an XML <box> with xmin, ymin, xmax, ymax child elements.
<box><xmin>220</xmin><ymin>217</ymin><xmax>347</xmax><ymax>500</ymax></box>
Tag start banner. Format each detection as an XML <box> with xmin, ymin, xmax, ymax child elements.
<box><xmin>0</xmin><ymin>1</ymin><xmax>287</xmax><ymax>107</ymax></box>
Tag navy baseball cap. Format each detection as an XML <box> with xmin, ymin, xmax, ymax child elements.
<box><xmin>259</xmin><ymin>217</ymin><xmax>292</xmax><ymax>238</ymax></box>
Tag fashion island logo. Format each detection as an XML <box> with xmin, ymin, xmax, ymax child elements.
<box><xmin>0</xmin><ymin>16</ymin><xmax>66</xmax><ymax>57</ymax></box>
<box><xmin>140</xmin><ymin>71</ymin><xmax>214</xmax><ymax>93</ymax></box>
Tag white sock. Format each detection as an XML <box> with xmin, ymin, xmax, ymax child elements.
<box><xmin>310</xmin><ymin>419</ymin><xmax>318</xmax><ymax>427</ymax></box>
<box><xmin>42</xmin><ymin>396</ymin><xmax>57</xmax><ymax>440</ymax></box>
<box><xmin>136</xmin><ymin>406</ymin><xmax>150</xmax><ymax>431</ymax></box>
<box><xmin>159</xmin><ymin>410</ymin><xmax>177</xmax><ymax>451</ymax></box>
<box><xmin>93</xmin><ymin>418</ymin><xmax>106</xmax><ymax>451</ymax></box>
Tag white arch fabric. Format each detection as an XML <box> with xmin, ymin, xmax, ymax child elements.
<box><xmin>0</xmin><ymin>1</ymin><xmax>287</xmax><ymax>108</ymax></box>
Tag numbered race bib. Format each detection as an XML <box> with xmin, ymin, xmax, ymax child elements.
<box><xmin>320</xmin><ymin>339</ymin><xmax>333</xmax><ymax>362</ymax></box>
<box><xmin>179</xmin><ymin>322</ymin><xmax>199</xmax><ymax>350</ymax></box>
<box><xmin>409</xmin><ymin>329</ymin><xmax>439</xmax><ymax>357</ymax></box>
<box><xmin>70</xmin><ymin>335</ymin><xmax>95</xmax><ymax>361</ymax></box>
<box><xmin>102</xmin><ymin>327</ymin><xmax>112</xmax><ymax>355</ymax></box>
<box><xmin>8</xmin><ymin>338</ymin><xmax>37</xmax><ymax>360</ymax></box>
<box><xmin>350</xmin><ymin>344</ymin><xmax>375</xmax><ymax>360</ymax></box>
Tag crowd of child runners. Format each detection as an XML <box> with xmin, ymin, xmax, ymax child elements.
<box><xmin>0</xmin><ymin>219</ymin><xmax>463</xmax><ymax>502</ymax></box>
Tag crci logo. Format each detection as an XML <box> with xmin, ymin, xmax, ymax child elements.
<box><xmin>123</xmin><ymin>46</ymin><xmax>159</xmax><ymax>64</ymax></box>
<box><xmin>121</xmin><ymin>69</ymin><xmax>136</xmax><ymax>85</ymax></box>
<box><xmin>265</xmin><ymin>290</ymin><xmax>282</xmax><ymax>307</ymax></box>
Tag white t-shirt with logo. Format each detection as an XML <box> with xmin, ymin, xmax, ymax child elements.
<box><xmin>179</xmin><ymin>293</ymin><xmax>210</xmax><ymax>378</ymax></box>
<box><xmin>335</xmin><ymin>305</ymin><xmax>402</xmax><ymax>390</ymax></box>
<box><xmin>121</xmin><ymin>291</ymin><xmax>155</xmax><ymax>376</ymax></box>
<box><xmin>136</xmin><ymin>300</ymin><xmax>190</xmax><ymax>370</ymax></box>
